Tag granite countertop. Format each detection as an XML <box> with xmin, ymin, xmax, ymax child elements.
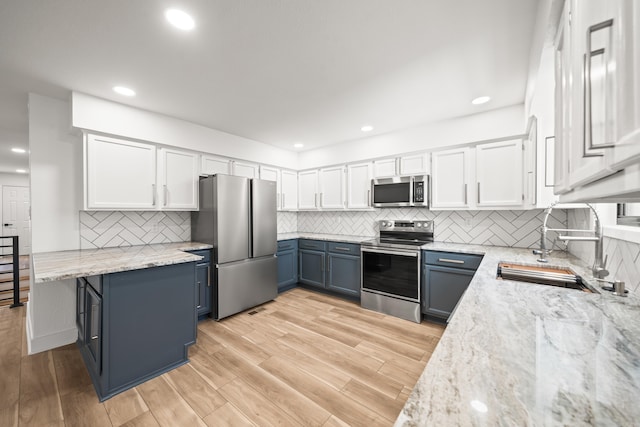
<box><xmin>277</xmin><ymin>232</ymin><xmax>373</xmax><ymax>244</ymax></box>
<box><xmin>32</xmin><ymin>242</ymin><xmax>213</xmax><ymax>283</ymax></box>
<box><xmin>395</xmin><ymin>243</ymin><xmax>640</xmax><ymax>426</ymax></box>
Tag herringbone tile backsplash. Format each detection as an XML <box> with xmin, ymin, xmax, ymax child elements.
<box><xmin>296</xmin><ymin>208</ymin><xmax>567</xmax><ymax>248</ymax></box>
<box><xmin>277</xmin><ymin>212</ymin><xmax>298</xmax><ymax>233</ymax></box>
<box><xmin>80</xmin><ymin>211</ymin><xmax>191</xmax><ymax>249</ymax></box>
<box><xmin>568</xmin><ymin>209</ymin><xmax>640</xmax><ymax>292</ymax></box>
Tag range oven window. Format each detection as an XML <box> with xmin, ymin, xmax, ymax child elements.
<box><xmin>362</xmin><ymin>250</ymin><xmax>419</xmax><ymax>300</ymax></box>
<box><xmin>373</xmin><ymin>183</ymin><xmax>410</xmax><ymax>204</ymax></box>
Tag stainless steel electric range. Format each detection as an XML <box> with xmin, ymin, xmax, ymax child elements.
<box><xmin>360</xmin><ymin>219</ymin><xmax>434</xmax><ymax>323</ymax></box>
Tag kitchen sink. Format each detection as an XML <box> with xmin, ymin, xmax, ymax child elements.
<box><xmin>496</xmin><ymin>262</ymin><xmax>597</xmax><ymax>293</ymax></box>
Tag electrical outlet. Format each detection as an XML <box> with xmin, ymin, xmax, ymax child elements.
<box><xmin>465</xmin><ymin>218</ymin><xmax>473</xmax><ymax>227</ymax></box>
<box><xmin>152</xmin><ymin>222</ymin><xmax>159</xmax><ymax>232</ymax></box>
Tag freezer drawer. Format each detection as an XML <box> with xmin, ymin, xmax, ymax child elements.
<box><xmin>216</xmin><ymin>256</ymin><xmax>277</xmax><ymax>320</ymax></box>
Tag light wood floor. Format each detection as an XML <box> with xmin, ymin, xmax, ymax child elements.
<box><xmin>0</xmin><ymin>287</ymin><xmax>445</xmax><ymax>426</ymax></box>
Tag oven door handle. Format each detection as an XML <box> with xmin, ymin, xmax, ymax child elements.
<box><xmin>361</xmin><ymin>247</ymin><xmax>419</xmax><ymax>257</ymax></box>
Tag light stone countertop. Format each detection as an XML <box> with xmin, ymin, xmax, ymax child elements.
<box><xmin>395</xmin><ymin>243</ymin><xmax>640</xmax><ymax>426</ymax></box>
<box><xmin>277</xmin><ymin>232</ymin><xmax>373</xmax><ymax>244</ymax></box>
<box><xmin>32</xmin><ymin>242</ymin><xmax>213</xmax><ymax>283</ymax></box>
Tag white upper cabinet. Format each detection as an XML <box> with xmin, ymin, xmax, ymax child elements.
<box><xmin>201</xmin><ymin>155</ymin><xmax>231</xmax><ymax>175</ymax></box>
<box><xmin>259</xmin><ymin>165</ymin><xmax>282</xmax><ymax>210</ymax></box>
<box><xmin>555</xmin><ymin>0</ymin><xmax>640</xmax><ymax>201</ymax></box>
<box><xmin>85</xmin><ymin>134</ymin><xmax>157</xmax><ymax>210</ymax></box>
<box><xmin>431</xmin><ymin>148</ymin><xmax>471</xmax><ymax>209</ymax></box>
<box><xmin>373</xmin><ymin>158</ymin><xmax>398</xmax><ymax>178</ymax></box>
<box><xmin>231</xmin><ymin>160</ymin><xmax>258</xmax><ymax>179</ymax></box>
<box><xmin>399</xmin><ymin>153</ymin><xmax>429</xmax><ymax>175</ymax></box>
<box><xmin>280</xmin><ymin>170</ymin><xmax>298</xmax><ymax>210</ymax></box>
<box><xmin>346</xmin><ymin>162</ymin><xmax>372</xmax><ymax>209</ymax></box>
<box><xmin>319</xmin><ymin>166</ymin><xmax>345</xmax><ymax>209</ymax></box>
<box><xmin>298</xmin><ymin>170</ymin><xmax>319</xmax><ymax>210</ymax></box>
<box><xmin>158</xmin><ymin>148</ymin><xmax>198</xmax><ymax>210</ymax></box>
<box><xmin>476</xmin><ymin>139</ymin><xmax>524</xmax><ymax>207</ymax></box>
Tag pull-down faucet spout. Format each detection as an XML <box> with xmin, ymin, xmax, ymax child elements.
<box><xmin>533</xmin><ymin>203</ymin><xmax>609</xmax><ymax>279</ymax></box>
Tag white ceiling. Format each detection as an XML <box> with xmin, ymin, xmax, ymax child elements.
<box><xmin>0</xmin><ymin>0</ymin><xmax>540</xmax><ymax>173</ymax></box>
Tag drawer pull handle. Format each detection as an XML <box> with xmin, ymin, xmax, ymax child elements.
<box><xmin>438</xmin><ymin>258</ymin><xmax>465</xmax><ymax>264</ymax></box>
<box><xmin>91</xmin><ymin>335</ymin><xmax>98</xmax><ymax>340</ymax></box>
<box><xmin>334</xmin><ymin>247</ymin><xmax>351</xmax><ymax>251</ymax></box>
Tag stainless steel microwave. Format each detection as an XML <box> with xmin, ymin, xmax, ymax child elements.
<box><xmin>371</xmin><ymin>175</ymin><xmax>429</xmax><ymax>208</ymax></box>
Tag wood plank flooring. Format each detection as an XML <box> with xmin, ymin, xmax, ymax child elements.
<box><xmin>0</xmin><ymin>287</ymin><xmax>444</xmax><ymax>426</ymax></box>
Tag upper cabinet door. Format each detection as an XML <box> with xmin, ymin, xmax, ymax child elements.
<box><xmin>259</xmin><ymin>166</ymin><xmax>281</xmax><ymax>210</ymax></box>
<box><xmin>159</xmin><ymin>148</ymin><xmax>198</xmax><ymax>210</ymax></box>
<box><xmin>476</xmin><ymin>139</ymin><xmax>524</xmax><ymax>207</ymax></box>
<box><xmin>280</xmin><ymin>170</ymin><xmax>298</xmax><ymax>210</ymax></box>
<box><xmin>201</xmin><ymin>155</ymin><xmax>231</xmax><ymax>175</ymax></box>
<box><xmin>399</xmin><ymin>153</ymin><xmax>429</xmax><ymax>176</ymax></box>
<box><xmin>319</xmin><ymin>166</ymin><xmax>345</xmax><ymax>209</ymax></box>
<box><xmin>86</xmin><ymin>134</ymin><xmax>157</xmax><ymax>210</ymax></box>
<box><xmin>346</xmin><ymin>162</ymin><xmax>372</xmax><ymax>209</ymax></box>
<box><xmin>298</xmin><ymin>170</ymin><xmax>319</xmax><ymax>210</ymax></box>
<box><xmin>431</xmin><ymin>148</ymin><xmax>470</xmax><ymax>209</ymax></box>
<box><xmin>231</xmin><ymin>161</ymin><xmax>258</xmax><ymax>179</ymax></box>
<box><xmin>372</xmin><ymin>158</ymin><xmax>398</xmax><ymax>178</ymax></box>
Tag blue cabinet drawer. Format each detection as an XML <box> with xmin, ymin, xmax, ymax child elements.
<box><xmin>327</xmin><ymin>242</ymin><xmax>360</xmax><ymax>255</ymax></box>
<box><xmin>424</xmin><ymin>251</ymin><xmax>483</xmax><ymax>270</ymax></box>
<box><xmin>299</xmin><ymin>239</ymin><xmax>326</xmax><ymax>251</ymax></box>
<box><xmin>277</xmin><ymin>239</ymin><xmax>298</xmax><ymax>252</ymax></box>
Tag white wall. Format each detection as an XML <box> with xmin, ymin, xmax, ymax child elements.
<box><xmin>27</xmin><ymin>93</ymin><xmax>83</xmax><ymax>354</ymax></box>
<box><xmin>297</xmin><ymin>104</ymin><xmax>525</xmax><ymax>170</ymax></box>
<box><xmin>72</xmin><ymin>92</ymin><xmax>299</xmax><ymax>170</ymax></box>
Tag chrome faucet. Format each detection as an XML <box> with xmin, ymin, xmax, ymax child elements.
<box><xmin>533</xmin><ymin>202</ymin><xmax>609</xmax><ymax>279</ymax></box>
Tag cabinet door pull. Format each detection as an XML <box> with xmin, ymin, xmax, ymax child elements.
<box><xmin>152</xmin><ymin>184</ymin><xmax>156</xmax><ymax>206</ymax></box>
<box><xmin>196</xmin><ymin>281</ymin><xmax>202</xmax><ymax>308</ymax></box>
<box><xmin>477</xmin><ymin>182</ymin><xmax>481</xmax><ymax>204</ymax></box>
<box><xmin>367</xmin><ymin>189</ymin><xmax>371</xmax><ymax>207</ymax></box>
<box><xmin>163</xmin><ymin>184</ymin><xmax>168</xmax><ymax>206</ymax></box>
<box><xmin>320</xmin><ymin>192</ymin><xmax>323</xmax><ymax>207</ymax></box>
<box><xmin>207</xmin><ymin>266</ymin><xmax>211</xmax><ymax>287</ymax></box>
<box><xmin>91</xmin><ymin>335</ymin><xmax>99</xmax><ymax>340</ymax></box>
<box><xmin>464</xmin><ymin>183</ymin><xmax>468</xmax><ymax>205</ymax></box>
<box><xmin>584</xmin><ymin>18</ymin><xmax>615</xmax><ymax>154</ymax></box>
<box><xmin>438</xmin><ymin>258</ymin><xmax>465</xmax><ymax>264</ymax></box>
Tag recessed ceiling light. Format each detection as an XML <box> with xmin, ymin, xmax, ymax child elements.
<box><xmin>293</xmin><ymin>143</ymin><xmax>304</xmax><ymax>148</ymax></box>
<box><xmin>471</xmin><ymin>96</ymin><xmax>491</xmax><ymax>105</ymax></box>
<box><xmin>16</xmin><ymin>169</ymin><xmax>27</xmax><ymax>174</ymax></box>
<box><xmin>470</xmin><ymin>400</ymin><xmax>488</xmax><ymax>413</ymax></box>
<box><xmin>361</xmin><ymin>125</ymin><xmax>373</xmax><ymax>132</ymax></box>
<box><xmin>113</xmin><ymin>86</ymin><xmax>136</xmax><ymax>97</ymax></box>
<box><xmin>165</xmin><ymin>9</ymin><xmax>195</xmax><ymax>31</ymax></box>
<box><xmin>11</xmin><ymin>147</ymin><xmax>26</xmax><ymax>153</ymax></box>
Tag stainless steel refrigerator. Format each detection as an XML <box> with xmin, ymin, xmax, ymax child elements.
<box><xmin>191</xmin><ymin>174</ymin><xmax>278</xmax><ymax>320</ymax></box>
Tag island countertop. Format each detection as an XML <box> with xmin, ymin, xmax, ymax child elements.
<box><xmin>395</xmin><ymin>243</ymin><xmax>640</xmax><ymax>426</ymax></box>
<box><xmin>32</xmin><ymin>242</ymin><xmax>213</xmax><ymax>283</ymax></box>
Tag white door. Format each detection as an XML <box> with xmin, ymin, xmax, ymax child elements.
<box><xmin>86</xmin><ymin>134</ymin><xmax>157</xmax><ymax>210</ymax></box>
<box><xmin>399</xmin><ymin>153</ymin><xmax>429</xmax><ymax>175</ymax></box>
<box><xmin>280</xmin><ymin>170</ymin><xmax>298</xmax><ymax>210</ymax></box>
<box><xmin>346</xmin><ymin>162</ymin><xmax>372</xmax><ymax>209</ymax></box>
<box><xmin>259</xmin><ymin>166</ymin><xmax>281</xmax><ymax>209</ymax></box>
<box><xmin>476</xmin><ymin>139</ymin><xmax>524</xmax><ymax>207</ymax></box>
<box><xmin>431</xmin><ymin>148</ymin><xmax>471</xmax><ymax>209</ymax></box>
<box><xmin>319</xmin><ymin>166</ymin><xmax>345</xmax><ymax>209</ymax></box>
<box><xmin>159</xmin><ymin>148</ymin><xmax>199</xmax><ymax>210</ymax></box>
<box><xmin>232</xmin><ymin>161</ymin><xmax>258</xmax><ymax>179</ymax></box>
<box><xmin>372</xmin><ymin>158</ymin><xmax>398</xmax><ymax>178</ymax></box>
<box><xmin>298</xmin><ymin>170</ymin><xmax>319</xmax><ymax>210</ymax></box>
<box><xmin>201</xmin><ymin>155</ymin><xmax>231</xmax><ymax>175</ymax></box>
<box><xmin>2</xmin><ymin>186</ymin><xmax>30</xmax><ymax>255</ymax></box>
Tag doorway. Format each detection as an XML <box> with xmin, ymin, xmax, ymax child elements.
<box><xmin>2</xmin><ymin>185</ymin><xmax>30</xmax><ymax>256</ymax></box>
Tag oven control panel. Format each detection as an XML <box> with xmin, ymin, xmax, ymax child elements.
<box><xmin>378</xmin><ymin>220</ymin><xmax>434</xmax><ymax>232</ymax></box>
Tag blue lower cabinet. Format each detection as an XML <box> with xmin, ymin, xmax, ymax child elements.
<box><xmin>187</xmin><ymin>250</ymin><xmax>212</xmax><ymax>318</ymax></box>
<box><xmin>277</xmin><ymin>240</ymin><xmax>298</xmax><ymax>292</ymax></box>
<box><xmin>77</xmin><ymin>262</ymin><xmax>197</xmax><ymax>401</ymax></box>
<box><xmin>297</xmin><ymin>239</ymin><xmax>361</xmax><ymax>298</ymax></box>
<box><xmin>327</xmin><ymin>253</ymin><xmax>360</xmax><ymax>297</ymax></box>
